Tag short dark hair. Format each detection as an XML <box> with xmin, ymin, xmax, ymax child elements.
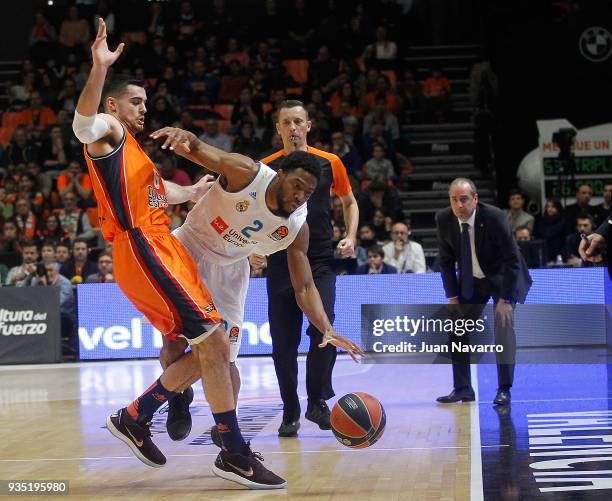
<box><xmin>20</xmin><ymin>239</ymin><xmax>38</xmax><ymax>250</ymax></box>
<box><xmin>514</xmin><ymin>225</ymin><xmax>531</xmax><ymax>236</ymax></box>
<box><xmin>41</xmin><ymin>239</ymin><xmax>56</xmax><ymax>249</ymax></box>
<box><xmin>279</xmin><ymin>151</ymin><xmax>320</xmax><ymax>181</ymax></box>
<box><xmin>278</xmin><ymin>100</ymin><xmax>309</xmax><ymax>119</ymax></box>
<box><xmin>508</xmin><ymin>188</ymin><xmax>524</xmax><ymax>199</ymax></box>
<box><xmin>576</xmin><ymin>212</ymin><xmax>595</xmax><ymax>225</ymax></box>
<box><xmin>73</xmin><ymin>237</ymin><xmax>89</xmax><ymax>249</ymax></box>
<box><xmin>368</xmin><ymin>244</ymin><xmax>385</xmax><ymax>258</ymax></box>
<box><xmin>102</xmin><ymin>74</ymin><xmax>146</xmax><ymax>105</ymax></box>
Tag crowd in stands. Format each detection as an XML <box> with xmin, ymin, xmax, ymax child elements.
<box><xmin>0</xmin><ymin>0</ymin><xmax>609</xmax><ymax>299</ymax></box>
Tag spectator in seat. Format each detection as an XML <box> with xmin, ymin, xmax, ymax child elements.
<box><xmin>58</xmin><ymin>5</ymin><xmax>90</xmax><ymax>59</ymax></box>
<box><xmin>308</xmin><ymin>45</ymin><xmax>337</xmax><ymax>89</ymax></box>
<box><xmin>364</xmin><ymin>143</ymin><xmax>395</xmax><ymax>183</ymax></box>
<box><xmin>176</xmin><ymin>110</ymin><xmax>203</xmax><ymax>137</ymax></box>
<box><xmin>363</xmin><ymin>96</ymin><xmax>400</xmax><ymax>141</ymax></box>
<box><xmin>5</xmin><ymin>127</ymin><xmax>40</xmax><ymax>167</ymax></box>
<box><xmin>362</xmin><ymin>122</ymin><xmax>396</xmax><ymax>161</ymax></box>
<box><xmin>565</xmin><ymin>214</ymin><xmax>595</xmax><ymax>266</ymax></box>
<box><xmin>56</xmin><ymin>78</ymin><xmax>79</xmax><ymax>115</ymax></box>
<box><xmin>183</xmin><ymin>60</ymin><xmax>215</xmax><ymax>105</ymax></box>
<box><xmin>22</xmin><ymin>91</ymin><xmax>56</xmax><ymax>131</ymax></box>
<box><xmin>0</xmin><ymin>219</ymin><xmax>20</xmax><ymax>253</ymax></box>
<box><xmin>85</xmin><ymin>251</ymin><xmax>114</xmax><ymax>283</ymax></box>
<box><xmin>57</xmin><ymin>161</ymin><xmax>93</xmax><ymax>208</ymax></box>
<box><xmin>158</xmin><ymin>155</ymin><xmax>191</xmax><ymax>186</ymax></box>
<box><xmin>232</xmin><ymin>121</ymin><xmax>264</xmax><ymax>158</ymax></box>
<box><xmin>5</xmin><ymin>240</ymin><xmax>39</xmax><ymax>286</ymax></box>
<box><xmin>358</xmin><ymin>180</ymin><xmax>403</xmax><ymax>224</ymax></box>
<box><xmin>356</xmin><ymin>245</ymin><xmax>397</xmax><ymax>274</ymax></box>
<box><xmin>40</xmin><ymin>239</ymin><xmax>57</xmax><ymax>265</ymax></box>
<box><xmin>60</xmin><ymin>238</ymin><xmax>97</xmax><ymax>283</ymax></box>
<box><xmin>30</xmin><ymin>260</ymin><xmax>76</xmax><ymax>353</ymax></box>
<box><xmin>372</xmin><ymin>208</ymin><xmax>392</xmax><ymax>243</ymax></box>
<box><xmin>13</xmin><ymin>198</ymin><xmax>37</xmax><ymax>240</ymax></box>
<box><xmin>535</xmin><ymin>198</ymin><xmax>566</xmax><ymax>265</ymax></box>
<box><xmin>355</xmin><ymin>224</ymin><xmax>378</xmax><ymax>267</ymax></box>
<box><xmin>331</xmin><ymin>130</ymin><xmax>362</xmax><ymax>178</ymax></box>
<box><xmin>382</xmin><ymin>221</ymin><xmax>426</xmax><ymax>273</ymax></box>
<box><xmin>514</xmin><ymin>226</ymin><xmax>532</xmax><ymax>242</ymax></box>
<box><xmin>219</xmin><ymin>60</ymin><xmax>250</xmax><ymax>103</ymax></box>
<box><xmin>596</xmin><ymin>182</ymin><xmax>612</xmax><ymax>222</ymax></box>
<box><xmin>36</xmin><ymin>213</ymin><xmax>68</xmax><ymax>246</ymax></box>
<box><xmin>363</xmin><ymin>25</ymin><xmax>398</xmax><ymax>70</ymax></box>
<box><xmin>55</xmin><ymin>242</ymin><xmax>71</xmax><ymax>265</ymax></box>
<box><xmin>223</xmin><ymin>37</ymin><xmax>250</xmax><ymax>68</ymax></box>
<box><xmin>422</xmin><ymin>68</ymin><xmax>452</xmax><ymax>123</ymax></box>
<box><xmin>18</xmin><ymin>173</ymin><xmax>45</xmax><ymax>217</ymax></box>
<box><xmin>199</xmin><ymin>118</ymin><xmax>232</xmax><ymax>152</ymax></box>
<box><xmin>25</xmin><ymin>162</ymin><xmax>52</xmax><ymax>199</ymax></box>
<box><xmin>54</xmin><ymin>192</ymin><xmax>95</xmax><ymax>242</ymax></box>
<box><xmin>148</xmin><ymin>96</ymin><xmax>178</xmax><ymax>125</ymax></box>
<box><xmin>564</xmin><ymin>183</ymin><xmax>603</xmax><ymax>233</ymax></box>
<box><xmin>28</xmin><ymin>10</ymin><xmax>57</xmax><ymax>66</ymax></box>
<box><xmin>0</xmin><ymin>188</ymin><xmax>14</xmax><ymax>221</ymax></box>
<box><xmin>40</xmin><ymin>126</ymin><xmax>71</xmax><ymax>172</ymax></box>
<box><xmin>230</xmin><ymin>87</ymin><xmax>263</xmax><ymax>131</ymax></box>
<box><xmin>506</xmin><ymin>189</ymin><xmax>534</xmax><ymax>233</ymax></box>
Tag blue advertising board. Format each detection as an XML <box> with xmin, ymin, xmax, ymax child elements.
<box><xmin>77</xmin><ymin>268</ymin><xmax>607</xmax><ymax>360</ymax></box>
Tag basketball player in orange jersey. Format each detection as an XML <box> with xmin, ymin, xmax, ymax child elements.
<box><xmin>72</xmin><ymin>19</ymin><xmax>285</xmax><ymax>489</ymax></box>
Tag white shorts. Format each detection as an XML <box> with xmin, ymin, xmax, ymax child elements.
<box><xmin>195</xmin><ymin>257</ymin><xmax>250</xmax><ymax>363</ymax></box>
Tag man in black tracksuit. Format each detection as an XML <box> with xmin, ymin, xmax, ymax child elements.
<box><xmin>260</xmin><ymin>100</ymin><xmax>359</xmax><ymax>436</ymax></box>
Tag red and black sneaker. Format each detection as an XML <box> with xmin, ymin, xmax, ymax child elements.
<box><xmin>210</xmin><ymin>425</ymin><xmax>223</xmax><ymax>448</ymax></box>
<box><xmin>211</xmin><ymin>443</ymin><xmax>286</xmax><ymax>489</ymax></box>
<box><xmin>106</xmin><ymin>408</ymin><xmax>166</xmax><ymax>468</ymax></box>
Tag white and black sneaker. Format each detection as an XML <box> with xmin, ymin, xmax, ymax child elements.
<box><xmin>106</xmin><ymin>408</ymin><xmax>166</xmax><ymax>468</ymax></box>
<box><xmin>211</xmin><ymin>443</ymin><xmax>286</xmax><ymax>490</ymax></box>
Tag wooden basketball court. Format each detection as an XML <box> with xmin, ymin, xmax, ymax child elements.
<box><xmin>0</xmin><ymin>357</ymin><xmax>477</xmax><ymax>500</ymax></box>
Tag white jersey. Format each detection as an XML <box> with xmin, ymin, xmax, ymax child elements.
<box><xmin>173</xmin><ymin>162</ymin><xmax>307</xmax><ymax>265</ymax></box>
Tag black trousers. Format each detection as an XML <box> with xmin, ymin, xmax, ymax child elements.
<box><xmin>267</xmin><ymin>261</ymin><xmax>337</xmax><ymax>420</ymax></box>
<box><xmin>452</xmin><ymin>277</ymin><xmax>516</xmax><ymax>391</ymax></box>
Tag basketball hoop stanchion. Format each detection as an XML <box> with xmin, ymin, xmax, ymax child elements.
<box><xmin>552</xmin><ymin>127</ymin><xmax>577</xmax><ymax>206</ymax></box>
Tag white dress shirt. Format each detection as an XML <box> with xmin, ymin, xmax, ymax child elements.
<box><xmin>457</xmin><ymin>209</ymin><xmax>485</xmax><ymax>279</ymax></box>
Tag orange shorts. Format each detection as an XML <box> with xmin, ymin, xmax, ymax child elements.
<box><xmin>112</xmin><ymin>227</ymin><xmax>222</xmax><ymax>344</ymax></box>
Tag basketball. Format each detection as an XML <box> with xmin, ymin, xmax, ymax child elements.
<box><xmin>330</xmin><ymin>392</ymin><xmax>386</xmax><ymax>448</ymax></box>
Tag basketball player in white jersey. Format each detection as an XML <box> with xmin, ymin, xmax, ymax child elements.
<box><xmin>150</xmin><ymin>126</ymin><xmax>364</xmax><ymax>444</ymax></box>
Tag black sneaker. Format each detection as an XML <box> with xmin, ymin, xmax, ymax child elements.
<box><xmin>211</xmin><ymin>443</ymin><xmax>286</xmax><ymax>490</ymax></box>
<box><xmin>106</xmin><ymin>408</ymin><xmax>166</xmax><ymax>468</ymax></box>
<box><xmin>305</xmin><ymin>399</ymin><xmax>331</xmax><ymax>430</ymax></box>
<box><xmin>210</xmin><ymin>424</ymin><xmax>222</xmax><ymax>448</ymax></box>
<box><xmin>278</xmin><ymin>419</ymin><xmax>300</xmax><ymax>437</ymax></box>
<box><xmin>166</xmin><ymin>386</ymin><xmax>194</xmax><ymax>441</ymax></box>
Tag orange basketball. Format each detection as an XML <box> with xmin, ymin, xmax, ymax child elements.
<box><xmin>330</xmin><ymin>392</ymin><xmax>386</xmax><ymax>448</ymax></box>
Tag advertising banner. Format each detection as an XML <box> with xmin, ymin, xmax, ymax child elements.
<box><xmin>0</xmin><ymin>287</ymin><xmax>61</xmax><ymax>364</ymax></box>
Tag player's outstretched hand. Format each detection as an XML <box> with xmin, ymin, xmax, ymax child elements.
<box><xmin>319</xmin><ymin>328</ymin><xmax>364</xmax><ymax>363</ymax></box>
<box><xmin>150</xmin><ymin>127</ymin><xmax>197</xmax><ymax>156</ymax></box>
<box><xmin>92</xmin><ymin>19</ymin><xmax>124</xmax><ymax>69</ymax></box>
<box><xmin>579</xmin><ymin>232</ymin><xmax>605</xmax><ymax>262</ymax></box>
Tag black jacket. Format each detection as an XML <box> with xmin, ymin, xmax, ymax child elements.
<box><xmin>436</xmin><ymin>203</ymin><xmax>532</xmax><ymax>303</ymax></box>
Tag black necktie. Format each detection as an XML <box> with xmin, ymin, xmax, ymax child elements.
<box><xmin>460</xmin><ymin>222</ymin><xmax>474</xmax><ymax>299</ymax></box>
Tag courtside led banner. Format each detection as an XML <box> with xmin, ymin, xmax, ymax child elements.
<box><xmin>77</xmin><ymin>268</ymin><xmax>607</xmax><ymax>360</ymax></box>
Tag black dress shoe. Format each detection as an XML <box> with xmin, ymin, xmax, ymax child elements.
<box><xmin>436</xmin><ymin>389</ymin><xmax>475</xmax><ymax>403</ymax></box>
<box><xmin>493</xmin><ymin>389</ymin><xmax>511</xmax><ymax>406</ymax></box>
<box><xmin>305</xmin><ymin>399</ymin><xmax>331</xmax><ymax>430</ymax></box>
<box><xmin>278</xmin><ymin>419</ymin><xmax>300</xmax><ymax>437</ymax></box>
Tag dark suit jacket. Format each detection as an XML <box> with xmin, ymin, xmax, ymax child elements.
<box><xmin>436</xmin><ymin>203</ymin><xmax>532</xmax><ymax>303</ymax></box>
<box><xmin>355</xmin><ymin>263</ymin><xmax>397</xmax><ymax>275</ymax></box>
<box><xmin>60</xmin><ymin>259</ymin><xmax>98</xmax><ymax>281</ymax></box>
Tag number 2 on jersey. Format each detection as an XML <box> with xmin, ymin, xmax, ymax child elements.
<box><xmin>241</xmin><ymin>220</ymin><xmax>263</xmax><ymax>238</ymax></box>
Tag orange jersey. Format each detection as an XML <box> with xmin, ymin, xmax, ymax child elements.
<box><xmin>83</xmin><ymin>131</ymin><xmax>170</xmax><ymax>242</ymax></box>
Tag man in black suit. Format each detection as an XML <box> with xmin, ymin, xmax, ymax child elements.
<box><xmin>435</xmin><ymin>178</ymin><xmax>532</xmax><ymax>405</ymax></box>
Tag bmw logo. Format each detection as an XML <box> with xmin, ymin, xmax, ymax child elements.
<box><xmin>579</xmin><ymin>26</ymin><xmax>612</xmax><ymax>63</ymax></box>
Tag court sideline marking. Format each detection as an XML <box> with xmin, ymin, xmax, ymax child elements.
<box><xmin>470</xmin><ymin>365</ymin><xmax>484</xmax><ymax>501</ymax></box>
